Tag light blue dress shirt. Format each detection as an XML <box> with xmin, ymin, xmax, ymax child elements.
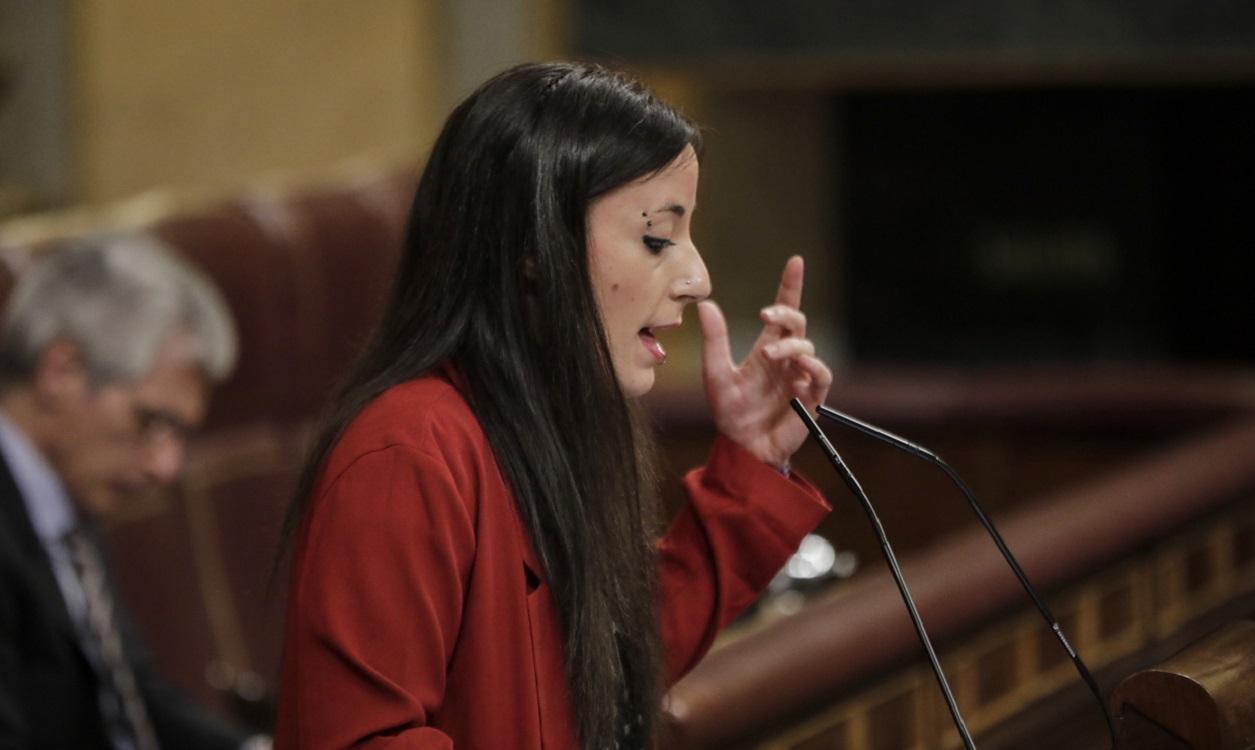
<box><xmin>0</xmin><ymin>411</ymin><xmax>270</xmax><ymax>750</ymax></box>
<box><xmin>0</xmin><ymin>410</ymin><xmax>143</xmax><ymax>749</ymax></box>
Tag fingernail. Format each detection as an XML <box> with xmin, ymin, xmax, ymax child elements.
<box><xmin>765</xmin><ymin>343</ymin><xmax>779</xmax><ymax>356</ymax></box>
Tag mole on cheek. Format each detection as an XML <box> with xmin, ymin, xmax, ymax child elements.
<box><xmin>612</xmin><ymin>283</ymin><xmax>620</xmax><ymax>291</ymax></box>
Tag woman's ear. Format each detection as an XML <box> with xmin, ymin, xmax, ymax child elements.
<box><xmin>32</xmin><ymin>340</ymin><xmax>90</xmax><ymax>410</ymax></box>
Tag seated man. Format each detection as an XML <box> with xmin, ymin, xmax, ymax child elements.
<box><xmin>0</xmin><ymin>234</ymin><xmax>265</xmax><ymax>749</ymax></box>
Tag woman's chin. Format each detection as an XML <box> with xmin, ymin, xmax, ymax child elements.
<box><xmin>617</xmin><ymin>368</ymin><xmax>656</xmax><ymax>399</ymax></box>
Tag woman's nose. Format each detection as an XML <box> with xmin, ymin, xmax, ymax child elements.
<box><xmin>670</xmin><ymin>243</ymin><xmax>711</xmax><ymax>303</ymax></box>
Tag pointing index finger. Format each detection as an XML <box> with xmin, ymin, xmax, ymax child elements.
<box><xmin>775</xmin><ymin>255</ymin><xmax>805</xmax><ymax>309</ymax></box>
<box><xmin>698</xmin><ymin>300</ymin><xmax>734</xmax><ymax>381</ymax></box>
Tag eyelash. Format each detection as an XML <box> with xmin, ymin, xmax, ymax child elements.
<box><xmin>643</xmin><ymin>235</ymin><xmax>675</xmax><ymax>254</ymax></box>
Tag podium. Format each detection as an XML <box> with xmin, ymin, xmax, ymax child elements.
<box><xmin>1112</xmin><ymin>620</ymin><xmax>1255</xmax><ymax>750</ymax></box>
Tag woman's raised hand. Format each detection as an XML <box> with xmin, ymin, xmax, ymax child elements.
<box><xmin>698</xmin><ymin>255</ymin><xmax>833</xmax><ymax>468</ymax></box>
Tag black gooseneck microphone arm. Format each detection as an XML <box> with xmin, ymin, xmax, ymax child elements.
<box><xmin>815</xmin><ymin>403</ymin><xmax>1119</xmax><ymax>749</ymax></box>
<box><xmin>788</xmin><ymin>399</ymin><xmax>978</xmax><ymax>750</ymax></box>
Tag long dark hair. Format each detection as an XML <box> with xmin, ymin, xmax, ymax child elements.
<box><xmin>284</xmin><ymin>62</ymin><xmax>702</xmax><ymax>748</ymax></box>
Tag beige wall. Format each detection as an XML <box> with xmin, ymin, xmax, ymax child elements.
<box><xmin>14</xmin><ymin>1</ymin><xmax>841</xmax><ymax>365</ymax></box>
<box><xmin>70</xmin><ymin>1</ymin><xmax>445</xmax><ymax>203</ymax></box>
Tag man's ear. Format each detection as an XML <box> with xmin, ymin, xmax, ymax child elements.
<box><xmin>32</xmin><ymin>340</ymin><xmax>90</xmax><ymax>409</ymax></box>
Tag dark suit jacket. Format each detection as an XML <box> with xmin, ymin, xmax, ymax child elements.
<box><xmin>0</xmin><ymin>453</ymin><xmax>246</xmax><ymax>750</ymax></box>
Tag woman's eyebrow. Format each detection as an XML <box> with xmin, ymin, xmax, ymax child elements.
<box><xmin>650</xmin><ymin>203</ymin><xmax>687</xmax><ymax>217</ymax></box>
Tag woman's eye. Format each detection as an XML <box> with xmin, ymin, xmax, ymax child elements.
<box><xmin>643</xmin><ymin>235</ymin><xmax>675</xmax><ymax>254</ymax></box>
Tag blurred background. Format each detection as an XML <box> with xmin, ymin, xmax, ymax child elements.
<box><xmin>2</xmin><ymin>2</ymin><xmax>1253</xmax><ymax>748</ymax></box>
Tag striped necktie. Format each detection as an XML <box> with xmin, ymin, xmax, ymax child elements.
<box><xmin>65</xmin><ymin>527</ymin><xmax>162</xmax><ymax>750</ymax></box>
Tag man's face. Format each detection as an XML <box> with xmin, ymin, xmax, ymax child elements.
<box><xmin>50</xmin><ymin>337</ymin><xmax>209</xmax><ymax>518</ymax></box>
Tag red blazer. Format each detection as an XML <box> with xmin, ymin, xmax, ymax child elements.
<box><xmin>275</xmin><ymin>373</ymin><xmax>828</xmax><ymax>749</ymax></box>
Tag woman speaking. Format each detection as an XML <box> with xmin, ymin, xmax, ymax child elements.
<box><xmin>276</xmin><ymin>62</ymin><xmax>833</xmax><ymax>749</ymax></box>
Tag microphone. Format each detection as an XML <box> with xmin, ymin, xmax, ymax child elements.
<box><xmin>789</xmin><ymin>399</ymin><xmax>978</xmax><ymax>749</ymax></box>
<box><xmin>815</xmin><ymin>403</ymin><xmax>1119</xmax><ymax>748</ymax></box>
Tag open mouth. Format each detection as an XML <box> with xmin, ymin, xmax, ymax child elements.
<box><xmin>639</xmin><ymin>327</ymin><xmax>667</xmax><ymax>363</ymax></box>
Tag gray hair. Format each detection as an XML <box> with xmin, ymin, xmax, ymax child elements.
<box><xmin>0</xmin><ymin>233</ymin><xmax>238</xmax><ymax>386</ymax></box>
